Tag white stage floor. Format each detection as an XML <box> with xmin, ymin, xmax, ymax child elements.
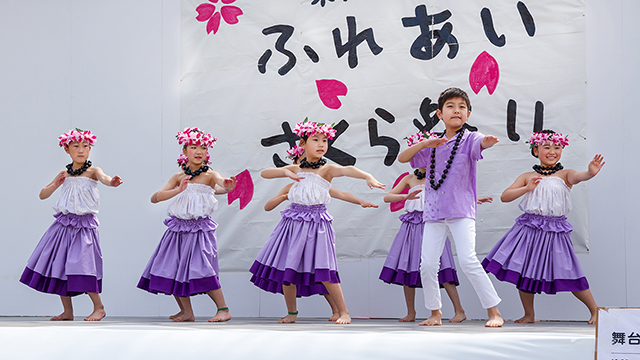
<box><xmin>0</xmin><ymin>317</ymin><xmax>595</xmax><ymax>360</ymax></box>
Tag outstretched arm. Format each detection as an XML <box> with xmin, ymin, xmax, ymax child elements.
<box><xmin>329</xmin><ymin>188</ymin><xmax>378</xmax><ymax>208</ymax></box>
<box><xmin>210</xmin><ymin>172</ymin><xmax>237</xmax><ymax>193</ymax></box>
<box><xmin>155</xmin><ymin>174</ymin><xmax>187</xmax><ymax>202</ymax></box>
<box><xmin>93</xmin><ymin>167</ymin><xmax>123</xmax><ymax>187</ymax></box>
<box><xmin>566</xmin><ymin>154</ymin><xmax>605</xmax><ymax>185</ymax></box>
<box><xmin>501</xmin><ymin>174</ymin><xmax>541</xmax><ymax>203</ymax></box>
<box><xmin>383</xmin><ymin>176</ymin><xmax>420</xmax><ymax>203</ymax></box>
<box><xmin>265</xmin><ymin>184</ymin><xmax>293</xmax><ymax>211</ymax></box>
<box><xmin>39</xmin><ymin>171</ymin><xmax>67</xmax><ymax>200</ymax></box>
<box><xmin>397</xmin><ymin>138</ymin><xmax>447</xmax><ymax>163</ymax></box>
<box><xmin>261</xmin><ymin>165</ymin><xmax>304</xmax><ymax>182</ymax></box>
<box><xmin>480</xmin><ymin>135</ymin><xmax>499</xmax><ymax>149</ymax></box>
<box><xmin>328</xmin><ymin>165</ymin><xmax>386</xmax><ymax>189</ymax></box>
<box><xmin>477</xmin><ymin>196</ymin><xmax>493</xmax><ymax>204</ymax></box>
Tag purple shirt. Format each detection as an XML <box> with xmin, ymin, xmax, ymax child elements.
<box><xmin>411</xmin><ymin>130</ymin><xmax>484</xmax><ymax>221</ymax></box>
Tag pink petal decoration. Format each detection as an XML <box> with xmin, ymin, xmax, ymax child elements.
<box><xmin>469</xmin><ymin>51</ymin><xmax>500</xmax><ymax>95</ymax></box>
<box><xmin>389</xmin><ymin>172</ymin><xmax>410</xmax><ymax>212</ymax></box>
<box><xmin>206</xmin><ymin>12</ymin><xmax>221</xmax><ymax>34</ymax></box>
<box><xmin>315</xmin><ymin>79</ymin><xmax>348</xmax><ymax>110</ymax></box>
<box><xmin>227</xmin><ymin>169</ymin><xmax>253</xmax><ymax>210</ymax></box>
<box><xmin>195</xmin><ymin>4</ymin><xmax>215</xmax><ymax>22</ymax></box>
<box><xmin>220</xmin><ymin>6</ymin><xmax>243</xmax><ymax>25</ymax></box>
<box><xmin>209</xmin><ymin>0</ymin><xmax>218</xmax><ymax>3</ymax></box>
<box><xmin>221</xmin><ymin>0</ymin><xmax>236</xmax><ymax>4</ymax></box>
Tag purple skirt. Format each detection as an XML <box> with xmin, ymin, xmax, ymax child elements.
<box><xmin>249</xmin><ymin>203</ymin><xmax>340</xmax><ymax>297</ymax></box>
<box><xmin>20</xmin><ymin>213</ymin><xmax>103</xmax><ymax>297</ymax></box>
<box><xmin>137</xmin><ymin>216</ymin><xmax>221</xmax><ymax>297</ymax></box>
<box><xmin>379</xmin><ymin>211</ymin><xmax>459</xmax><ymax>288</ymax></box>
<box><xmin>482</xmin><ymin>212</ymin><xmax>589</xmax><ymax>294</ymax></box>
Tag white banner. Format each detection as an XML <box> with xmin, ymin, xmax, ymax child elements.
<box><xmin>180</xmin><ymin>0</ymin><xmax>588</xmax><ymax>271</ymax></box>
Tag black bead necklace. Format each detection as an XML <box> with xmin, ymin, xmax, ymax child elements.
<box><xmin>299</xmin><ymin>157</ymin><xmax>326</xmax><ymax>169</ymax></box>
<box><xmin>66</xmin><ymin>160</ymin><xmax>92</xmax><ymax>176</ymax></box>
<box><xmin>429</xmin><ymin>130</ymin><xmax>464</xmax><ymax>190</ymax></box>
<box><xmin>533</xmin><ymin>163</ymin><xmax>563</xmax><ymax>176</ymax></box>
<box><xmin>183</xmin><ymin>164</ymin><xmax>209</xmax><ymax>178</ymax></box>
<box><xmin>414</xmin><ymin>168</ymin><xmax>426</xmax><ymax>180</ymax></box>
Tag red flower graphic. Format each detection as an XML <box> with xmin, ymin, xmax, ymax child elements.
<box><xmin>196</xmin><ymin>0</ymin><xmax>243</xmax><ymax>35</ymax></box>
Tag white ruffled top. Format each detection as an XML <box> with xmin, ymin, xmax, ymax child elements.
<box><xmin>404</xmin><ymin>184</ymin><xmax>425</xmax><ymax>213</ymax></box>
<box><xmin>166</xmin><ymin>183</ymin><xmax>218</xmax><ymax>220</ymax></box>
<box><xmin>518</xmin><ymin>176</ymin><xmax>572</xmax><ymax>217</ymax></box>
<box><xmin>288</xmin><ymin>172</ymin><xmax>331</xmax><ymax>205</ymax></box>
<box><xmin>53</xmin><ymin>176</ymin><xmax>100</xmax><ymax>215</ymax></box>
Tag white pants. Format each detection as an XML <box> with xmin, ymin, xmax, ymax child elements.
<box><xmin>421</xmin><ymin>217</ymin><xmax>501</xmax><ymax>310</ymax></box>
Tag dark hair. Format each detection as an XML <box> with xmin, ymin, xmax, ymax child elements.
<box><xmin>531</xmin><ymin>129</ymin><xmax>556</xmax><ymax>158</ymax></box>
<box><xmin>438</xmin><ymin>87</ymin><xmax>472</xmax><ymax>112</ymax></box>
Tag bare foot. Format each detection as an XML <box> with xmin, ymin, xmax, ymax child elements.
<box><xmin>334</xmin><ymin>312</ymin><xmax>351</xmax><ymax>324</ymax></box>
<box><xmin>172</xmin><ymin>313</ymin><xmax>195</xmax><ymax>322</ymax></box>
<box><xmin>514</xmin><ymin>315</ymin><xmax>535</xmax><ymax>323</ymax></box>
<box><xmin>208</xmin><ymin>308</ymin><xmax>231</xmax><ymax>322</ymax></box>
<box><xmin>485</xmin><ymin>307</ymin><xmax>504</xmax><ymax>327</ymax></box>
<box><xmin>449</xmin><ymin>312</ymin><xmax>467</xmax><ymax>323</ymax></box>
<box><xmin>328</xmin><ymin>311</ymin><xmax>340</xmax><ymax>322</ymax></box>
<box><xmin>84</xmin><ymin>308</ymin><xmax>106</xmax><ymax>321</ymax></box>
<box><xmin>419</xmin><ymin>314</ymin><xmax>442</xmax><ymax>326</ymax></box>
<box><xmin>278</xmin><ymin>313</ymin><xmax>297</xmax><ymax>323</ymax></box>
<box><xmin>587</xmin><ymin>313</ymin><xmax>597</xmax><ymax>325</ymax></box>
<box><xmin>169</xmin><ymin>310</ymin><xmax>184</xmax><ymax>320</ymax></box>
<box><xmin>399</xmin><ymin>312</ymin><xmax>416</xmax><ymax>322</ymax></box>
<box><xmin>50</xmin><ymin>312</ymin><xmax>74</xmax><ymax>321</ymax></box>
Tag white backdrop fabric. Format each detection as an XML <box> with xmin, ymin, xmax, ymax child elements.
<box><xmin>180</xmin><ymin>0</ymin><xmax>588</xmax><ymax>272</ymax></box>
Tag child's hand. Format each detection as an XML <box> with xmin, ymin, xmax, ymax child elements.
<box><xmin>525</xmin><ymin>176</ymin><xmax>542</xmax><ymax>192</ymax></box>
<box><xmin>481</xmin><ymin>135</ymin><xmax>499</xmax><ymax>149</ymax></box>
<box><xmin>587</xmin><ymin>154</ymin><xmax>605</xmax><ymax>176</ymax></box>
<box><xmin>424</xmin><ymin>137</ymin><xmax>447</xmax><ymax>148</ymax></box>
<box><xmin>110</xmin><ymin>175</ymin><xmax>123</xmax><ymax>187</ymax></box>
<box><xmin>178</xmin><ymin>176</ymin><xmax>190</xmax><ymax>192</ymax></box>
<box><xmin>360</xmin><ymin>201</ymin><xmax>378</xmax><ymax>208</ymax></box>
<box><xmin>223</xmin><ymin>176</ymin><xmax>237</xmax><ymax>191</ymax></box>
<box><xmin>366</xmin><ymin>176</ymin><xmax>386</xmax><ymax>190</ymax></box>
<box><xmin>55</xmin><ymin>171</ymin><xmax>66</xmax><ymax>187</ymax></box>
<box><xmin>477</xmin><ymin>196</ymin><xmax>493</xmax><ymax>204</ymax></box>
<box><xmin>406</xmin><ymin>189</ymin><xmax>422</xmax><ymax>200</ymax></box>
<box><xmin>285</xmin><ymin>169</ymin><xmax>305</xmax><ymax>182</ymax></box>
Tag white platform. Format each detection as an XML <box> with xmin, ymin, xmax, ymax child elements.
<box><xmin>0</xmin><ymin>317</ymin><xmax>595</xmax><ymax>360</ymax></box>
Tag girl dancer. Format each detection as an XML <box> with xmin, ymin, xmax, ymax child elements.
<box><xmin>138</xmin><ymin>127</ymin><xmax>236</xmax><ymax>322</ymax></box>
<box><xmin>482</xmin><ymin>130</ymin><xmax>604</xmax><ymax>324</ymax></box>
<box><xmin>379</xmin><ymin>131</ymin><xmax>465</xmax><ymax>323</ymax></box>
<box><xmin>250</xmin><ymin>118</ymin><xmax>385</xmax><ymax>324</ymax></box>
<box><xmin>264</xmin><ymin>145</ymin><xmax>377</xmax><ymax>321</ymax></box>
<box><xmin>20</xmin><ymin>129</ymin><xmax>122</xmax><ymax>321</ymax></box>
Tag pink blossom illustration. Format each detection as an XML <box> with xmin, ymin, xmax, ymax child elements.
<box><xmin>196</xmin><ymin>0</ymin><xmax>243</xmax><ymax>35</ymax></box>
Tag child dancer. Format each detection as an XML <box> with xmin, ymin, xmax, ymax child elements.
<box><xmin>250</xmin><ymin>118</ymin><xmax>385</xmax><ymax>324</ymax></box>
<box><xmin>20</xmin><ymin>129</ymin><xmax>122</xmax><ymax>321</ymax></box>
<box><xmin>482</xmin><ymin>130</ymin><xmax>604</xmax><ymax>324</ymax></box>
<box><xmin>380</xmin><ymin>131</ymin><xmax>465</xmax><ymax>323</ymax></box>
<box><xmin>264</xmin><ymin>145</ymin><xmax>378</xmax><ymax>321</ymax></box>
<box><xmin>398</xmin><ymin>87</ymin><xmax>504</xmax><ymax>327</ymax></box>
<box><xmin>138</xmin><ymin>127</ymin><xmax>236</xmax><ymax>322</ymax></box>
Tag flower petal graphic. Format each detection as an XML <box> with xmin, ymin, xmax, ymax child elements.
<box><xmin>220</xmin><ymin>6</ymin><xmax>243</xmax><ymax>25</ymax></box>
<box><xmin>221</xmin><ymin>0</ymin><xmax>236</xmax><ymax>3</ymax></box>
<box><xmin>195</xmin><ymin>4</ymin><xmax>215</xmax><ymax>22</ymax></box>
<box><xmin>206</xmin><ymin>12</ymin><xmax>221</xmax><ymax>34</ymax></box>
<box><xmin>469</xmin><ymin>51</ymin><xmax>500</xmax><ymax>95</ymax></box>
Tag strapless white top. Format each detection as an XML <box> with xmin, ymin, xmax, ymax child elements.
<box><xmin>404</xmin><ymin>184</ymin><xmax>425</xmax><ymax>213</ymax></box>
<box><xmin>518</xmin><ymin>176</ymin><xmax>572</xmax><ymax>217</ymax></box>
<box><xmin>166</xmin><ymin>183</ymin><xmax>218</xmax><ymax>219</ymax></box>
<box><xmin>53</xmin><ymin>176</ymin><xmax>100</xmax><ymax>215</ymax></box>
<box><xmin>288</xmin><ymin>172</ymin><xmax>331</xmax><ymax>205</ymax></box>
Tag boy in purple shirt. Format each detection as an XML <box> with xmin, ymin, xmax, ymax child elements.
<box><xmin>398</xmin><ymin>87</ymin><xmax>504</xmax><ymax>327</ymax></box>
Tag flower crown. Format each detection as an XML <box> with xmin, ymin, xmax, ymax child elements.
<box><xmin>177</xmin><ymin>153</ymin><xmax>211</xmax><ymax>167</ymax></box>
<box><xmin>293</xmin><ymin>117</ymin><xmax>336</xmax><ymax>140</ymax></box>
<box><xmin>527</xmin><ymin>132</ymin><xmax>569</xmax><ymax>149</ymax></box>
<box><xmin>176</xmin><ymin>127</ymin><xmax>216</xmax><ymax>148</ymax></box>
<box><xmin>404</xmin><ymin>130</ymin><xmax>437</xmax><ymax>147</ymax></box>
<box><xmin>286</xmin><ymin>144</ymin><xmax>305</xmax><ymax>161</ymax></box>
<box><xmin>58</xmin><ymin>128</ymin><xmax>97</xmax><ymax>147</ymax></box>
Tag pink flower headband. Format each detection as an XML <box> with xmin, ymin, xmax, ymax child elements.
<box><xmin>404</xmin><ymin>130</ymin><xmax>437</xmax><ymax>147</ymax></box>
<box><xmin>527</xmin><ymin>132</ymin><xmax>569</xmax><ymax>149</ymax></box>
<box><xmin>58</xmin><ymin>128</ymin><xmax>97</xmax><ymax>148</ymax></box>
<box><xmin>293</xmin><ymin>117</ymin><xmax>336</xmax><ymax>140</ymax></box>
<box><xmin>286</xmin><ymin>144</ymin><xmax>305</xmax><ymax>160</ymax></box>
<box><xmin>176</xmin><ymin>127</ymin><xmax>216</xmax><ymax>148</ymax></box>
<box><xmin>177</xmin><ymin>153</ymin><xmax>211</xmax><ymax>167</ymax></box>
